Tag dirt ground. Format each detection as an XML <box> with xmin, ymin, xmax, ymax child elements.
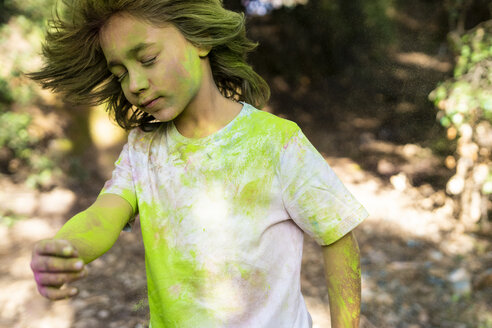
<box><xmin>1</xmin><ymin>0</ymin><xmax>492</xmax><ymax>327</ymax></box>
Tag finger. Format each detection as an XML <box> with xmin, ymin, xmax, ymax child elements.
<box><xmin>38</xmin><ymin>285</ymin><xmax>79</xmax><ymax>300</ymax></box>
<box><xmin>34</xmin><ymin>239</ymin><xmax>79</xmax><ymax>258</ymax></box>
<box><xmin>35</xmin><ymin>269</ymin><xmax>88</xmax><ymax>287</ymax></box>
<box><xmin>34</xmin><ymin>239</ymin><xmax>79</xmax><ymax>257</ymax></box>
<box><xmin>31</xmin><ymin>256</ymin><xmax>84</xmax><ymax>273</ymax></box>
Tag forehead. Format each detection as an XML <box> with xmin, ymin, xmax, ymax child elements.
<box><xmin>99</xmin><ymin>13</ymin><xmax>176</xmax><ymax>59</ymax></box>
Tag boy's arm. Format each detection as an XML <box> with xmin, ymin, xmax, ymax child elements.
<box><xmin>322</xmin><ymin>231</ymin><xmax>361</xmax><ymax>328</ymax></box>
<box><xmin>53</xmin><ymin>193</ymin><xmax>134</xmax><ymax>263</ymax></box>
<box><xmin>30</xmin><ymin>193</ymin><xmax>133</xmax><ymax>300</ymax></box>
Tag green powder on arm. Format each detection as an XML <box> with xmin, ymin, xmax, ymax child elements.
<box><xmin>54</xmin><ymin>193</ymin><xmax>134</xmax><ymax>263</ymax></box>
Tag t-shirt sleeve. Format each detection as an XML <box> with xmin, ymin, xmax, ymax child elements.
<box><xmin>279</xmin><ymin>127</ymin><xmax>369</xmax><ymax>246</ymax></box>
<box><xmin>98</xmin><ymin>141</ymin><xmax>138</xmax><ymax>230</ymax></box>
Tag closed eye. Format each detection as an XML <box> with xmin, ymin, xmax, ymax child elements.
<box><xmin>141</xmin><ymin>57</ymin><xmax>156</xmax><ymax>66</ymax></box>
<box><xmin>113</xmin><ymin>57</ymin><xmax>156</xmax><ymax>83</ymax></box>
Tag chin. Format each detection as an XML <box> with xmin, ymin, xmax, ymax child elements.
<box><xmin>151</xmin><ymin>109</ymin><xmax>179</xmax><ymax>123</ymax></box>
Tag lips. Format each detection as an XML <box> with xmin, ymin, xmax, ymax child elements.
<box><xmin>140</xmin><ymin>97</ymin><xmax>161</xmax><ymax>109</ymax></box>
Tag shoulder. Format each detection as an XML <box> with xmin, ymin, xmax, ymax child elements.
<box><xmin>241</xmin><ymin>103</ymin><xmax>300</xmax><ymax>142</ymax></box>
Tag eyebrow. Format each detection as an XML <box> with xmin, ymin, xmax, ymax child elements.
<box><xmin>107</xmin><ymin>42</ymin><xmax>155</xmax><ymax>68</ymax></box>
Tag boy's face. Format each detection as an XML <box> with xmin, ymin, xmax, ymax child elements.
<box><xmin>99</xmin><ymin>13</ymin><xmax>209</xmax><ymax>122</ymax></box>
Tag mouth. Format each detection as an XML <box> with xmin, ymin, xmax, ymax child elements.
<box><xmin>140</xmin><ymin>97</ymin><xmax>161</xmax><ymax>110</ymax></box>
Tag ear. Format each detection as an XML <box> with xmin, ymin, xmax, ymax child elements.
<box><xmin>197</xmin><ymin>45</ymin><xmax>212</xmax><ymax>58</ymax></box>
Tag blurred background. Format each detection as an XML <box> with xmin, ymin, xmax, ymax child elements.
<box><xmin>0</xmin><ymin>0</ymin><xmax>492</xmax><ymax>327</ymax></box>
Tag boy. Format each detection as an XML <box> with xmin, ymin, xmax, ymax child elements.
<box><xmin>29</xmin><ymin>1</ymin><xmax>368</xmax><ymax>327</ymax></box>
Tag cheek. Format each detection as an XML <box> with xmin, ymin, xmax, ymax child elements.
<box><xmin>121</xmin><ymin>88</ymin><xmax>133</xmax><ymax>101</ymax></box>
<box><xmin>176</xmin><ymin>48</ymin><xmax>203</xmax><ymax>86</ymax></box>
<box><xmin>119</xmin><ymin>85</ymin><xmax>137</xmax><ymax>105</ymax></box>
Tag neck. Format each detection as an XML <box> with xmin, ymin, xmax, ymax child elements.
<box><xmin>173</xmin><ymin>58</ymin><xmax>242</xmax><ymax>139</ymax></box>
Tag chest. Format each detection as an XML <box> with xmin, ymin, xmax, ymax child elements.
<box><xmin>135</xmin><ymin>137</ymin><xmax>284</xmax><ymax>222</ymax></box>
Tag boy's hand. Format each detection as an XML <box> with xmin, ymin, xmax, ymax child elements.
<box><xmin>30</xmin><ymin>239</ymin><xmax>87</xmax><ymax>300</ymax></box>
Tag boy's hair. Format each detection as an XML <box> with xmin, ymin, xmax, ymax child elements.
<box><xmin>28</xmin><ymin>0</ymin><xmax>270</xmax><ymax>130</ymax></box>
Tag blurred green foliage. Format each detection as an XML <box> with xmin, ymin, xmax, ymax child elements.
<box><xmin>0</xmin><ymin>0</ymin><xmax>67</xmax><ymax>189</ymax></box>
<box><xmin>0</xmin><ymin>103</ymin><xmax>62</xmax><ymax>189</ymax></box>
<box><xmin>0</xmin><ymin>110</ymin><xmax>35</xmax><ymax>155</ymax></box>
<box><xmin>0</xmin><ymin>77</ymin><xmax>13</xmax><ymax>103</ymax></box>
<box><xmin>430</xmin><ymin>21</ymin><xmax>492</xmax><ymax>189</ymax></box>
<box><xmin>429</xmin><ymin>18</ymin><xmax>492</xmax><ymax>225</ymax></box>
<box><xmin>453</xmin><ymin>28</ymin><xmax>492</xmax><ymax>77</ymax></box>
<box><xmin>2</xmin><ymin>0</ymin><xmax>56</xmax><ymax>23</ymax></box>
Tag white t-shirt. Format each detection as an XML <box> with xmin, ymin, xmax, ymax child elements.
<box><xmin>101</xmin><ymin>102</ymin><xmax>368</xmax><ymax>328</ymax></box>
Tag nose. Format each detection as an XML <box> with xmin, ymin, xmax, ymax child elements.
<box><xmin>127</xmin><ymin>69</ymin><xmax>149</xmax><ymax>94</ymax></box>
